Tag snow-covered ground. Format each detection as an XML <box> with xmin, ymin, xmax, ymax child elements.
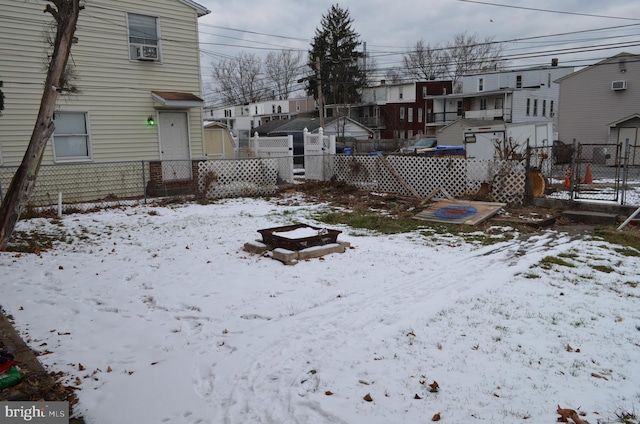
<box><xmin>2</xmin><ymin>195</ymin><xmax>640</xmax><ymax>424</ymax></box>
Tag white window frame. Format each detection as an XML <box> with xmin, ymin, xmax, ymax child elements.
<box><xmin>516</xmin><ymin>75</ymin><xmax>522</xmax><ymax>88</ymax></box>
<box><xmin>52</xmin><ymin>111</ymin><xmax>92</xmax><ymax>162</ymax></box>
<box><xmin>418</xmin><ymin>108</ymin><xmax>423</xmax><ymax>123</ymax></box>
<box><xmin>478</xmin><ymin>78</ymin><xmax>484</xmax><ymax>92</ymax></box>
<box><xmin>400</xmin><ymin>107</ymin><xmax>405</xmax><ymax>122</ymax></box>
<box><xmin>542</xmin><ymin>99</ymin><xmax>546</xmax><ymax>116</ymax></box>
<box><xmin>526</xmin><ymin>98</ymin><xmax>531</xmax><ymax>116</ymax></box>
<box><xmin>408</xmin><ymin>107</ymin><xmax>413</xmax><ymax>123</ymax></box>
<box><xmin>127</xmin><ymin>13</ymin><xmax>161</xmax><ymax>61</ymax></box>
<box><xmin>533</xmin><ymin>99</ymin><xmax>538</xmax><ymax>116</ymax></box>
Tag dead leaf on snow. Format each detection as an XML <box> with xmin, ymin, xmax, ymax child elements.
<box><xmin>363</xmin><ymin>393</ymin><xmax>373</xmax><ymax>402</ymax></box>
<box><xmin>414</xmin><ymin>394</ymin><xmax>422</xmax><ymax>399</ymax></box>
<box><xmin>325</xmin><ymin>391</ymin><xmax>333</xmax><ymax>396</ymax></box>
<box><xmin>566</xmin><ymin>344</ymin><xmax>573</xmax><ymax>352</ymax></box>
<box><xmin>107</xmin><ymin>366</ymin><xmax>112</xmax><ymax>373</ymax></box>
<box><xmin>432</xmin><ymin>412</ymin><xmax>441</xmax><ymax>421</ymax></box>
<box><xmin>591</xmin><ymin>373</ymin><xmax>608</xmax><ymax>380</ymax></box>
<box><xmin>557</xmin><ymin>405</ymin><xmax>589</xmax><ymax>424</ymax></box>
<box><xmin>429</xmin><ymin>381</ymin><xmax>439</xmax><ymax>392</ymax></box>
<box><xmin>78</xmin><ymin>363</ymin><xmax>85</xmax><ymax>371</ymax></box>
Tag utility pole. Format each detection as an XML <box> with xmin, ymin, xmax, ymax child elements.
<box><xmin>315</xmin><ymin>57</ymin><xmax>324</xmax><ymax>128</ymax></box>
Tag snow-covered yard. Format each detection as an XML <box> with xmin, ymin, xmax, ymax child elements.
<box><xmin>2</xmin><ymin>194</ymin><xmax>640</xmax><ymax>423</ymax></box>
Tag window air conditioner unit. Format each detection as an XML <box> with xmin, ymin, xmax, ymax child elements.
<box><xmin>611</xmin><ymin>80</ymin><xmax>627</xmax><ymax>91</ymax></box>
<box><xmin>135</xmin><ymin>45</ymin><xmax>158</xmax><ymax>61</ymax></box>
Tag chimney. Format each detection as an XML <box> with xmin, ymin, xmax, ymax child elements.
<box><xmin>551</xmin><ymin>58</ymin><xmax>558</xmax><ymax>67</ymax></box>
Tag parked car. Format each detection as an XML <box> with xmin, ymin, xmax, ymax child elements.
<box><xmin>399</xmin><ymin>137</ymin><xmax>465</xmax><ymax>156</ymax></box>
<box><xmin>552</xmin><ymin>140</ymin><xmax>573</xmax><ymax>164</ymax></box>
<box><xmin>399</xmin><ymin>137</ymin><xmax>438</xmax><ymax>154</ymax></box>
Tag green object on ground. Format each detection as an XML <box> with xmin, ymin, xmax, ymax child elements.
<box><xmin>0</xmin><ymin>366</ymin><xmax>23</xmax><ymax>389</ymax></box>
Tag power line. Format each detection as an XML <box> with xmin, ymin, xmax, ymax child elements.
<box><xmin>457</xmin><ymin>0</ymin><xmax>640</xmax><ymax>21</ymax></box>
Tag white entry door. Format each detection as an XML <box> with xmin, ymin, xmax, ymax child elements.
<box><xmin>159</xmin><ymin>111</ymin><xmax>191</xmax><ymax>181</ymax></box>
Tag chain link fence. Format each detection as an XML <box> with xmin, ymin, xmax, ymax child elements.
<box><xmin>2</xmin><ymin>149</ymin><xmax>639</xmax><ymax>215</ymax></box>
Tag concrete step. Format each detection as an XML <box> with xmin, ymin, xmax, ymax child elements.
<box><xmin>561</xmin><ymin>210</ymin><xmax>618</xmax><ymax>225</ymax></box>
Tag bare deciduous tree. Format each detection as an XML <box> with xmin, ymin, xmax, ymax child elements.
<box><xmin>264</xmin><ymin>49</ymin><xmax>303</xmax><ymax>100</ymax></box>
<box><xmin>401</xmin><ymin>32</ymin><xmax>505</xmax><ymax>92</ymax></box>
<box><xmin>0</xmin><ymin>0</ymin><xmax>82</xmax><ymax>251</ymax></box>
<box><xmin>212</xmin><ymin>51</ymin><xmax>266</xmax><ymax>104</ymax></box>
<box><xmin>403</xmin><ymin>39</ymin><xmax>448</xmax><ymax>81</ymax></box>
<box><xmin>446</xmin><ymin>32</ymin><xmax>505</xmax><ymax>88</ymax></box>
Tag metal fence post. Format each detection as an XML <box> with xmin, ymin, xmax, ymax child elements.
<box><xmin>621</xmin><ymin>138</ymin><xmax>630</xmax><ymax>205</ymax></box>
<box><xmin>570</xmin><ymin>138</ymin><xmax>577</xmax><ymax>200</ymax></box>
<box><xmin>141</xmin><ymin>160</ymin><xmax>147</xmax><ymax>204</ymax></box>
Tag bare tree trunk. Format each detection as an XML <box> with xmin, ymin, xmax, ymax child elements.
<box><xmin>0</xmin><ymin>0</ymin><xmax>81</xmax><ymax>251</ymax></box>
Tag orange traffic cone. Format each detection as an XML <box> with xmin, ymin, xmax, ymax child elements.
<box><xmin>563</xmin><ymin>165</ymin><xmax>572</xmax><ymax>188</ymax></box>
<box><xmin>583</xmin><ymin>163</ymin><xmax>593</xmax><ymax>184</ymax></box>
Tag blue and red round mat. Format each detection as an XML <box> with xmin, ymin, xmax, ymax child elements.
<box><xmin>434</xmin><ymin>205</ymin><xmax>477</xmax><ymax>220</ymax></box>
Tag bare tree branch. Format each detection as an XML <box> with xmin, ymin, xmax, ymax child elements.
<box><xmin>212</xmin><ymin>52</ymin><xmax>266</xmax><ymax>105</ymax></box>
<box><xmin>264</xmin><ymin>49</ymin><xmax>303</xmax><ymax>100</ymax></box>
<box><xmin>403</xmin><ymin>39</ymin><xmax>448</xmax><ymax>81</ymax></box>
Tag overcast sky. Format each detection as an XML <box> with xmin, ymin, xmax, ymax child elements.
<box><xmin>195</xmin><ymin>0</ymin><xmax>640</xmax><ymax>105</ymax></box>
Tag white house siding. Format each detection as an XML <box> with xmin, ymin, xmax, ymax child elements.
<box><xmin>557</xmin><ymin>54</ymin><xmax>640</xmax><ymax>145</ymax></box>
<box><xmin>0</xmin><ymin>0</ymin><xmax>205</xmax><ymax>166</ymax></box>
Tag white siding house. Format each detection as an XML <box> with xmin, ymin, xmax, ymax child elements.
<box><xmin>556</xmin><ymin>52</ymin><xmax>640</xmax><ymax>147</ymax></box>
<box><xmin>0</xmin><ymin>0</ymin><xmax>209</xmax><ymax>171</ymax></box>
<box><xmin>428</xmin><ymin>64</ymin><xmax>574</xmax><ymax>133</ymax></box>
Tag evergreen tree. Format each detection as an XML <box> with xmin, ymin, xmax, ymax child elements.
<box><xmin>308</xmin><ymin>4</ymin><xmax>366</xmax><ymax>109</ymax></box>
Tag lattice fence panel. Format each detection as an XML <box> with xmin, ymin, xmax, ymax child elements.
<box><xmin>332</xmin><ymin>155</ymin><xmax>525</xmax><ymax>204</ymax></box>
<box><xmin>249</xmin><ymin>135</ymin><xmax>294</xmax><ymax>183</ymax></box>
<box><xmin>198</xmin><ymin>159</ymin><xmax>278</xmax><ymax>199</ymax></box>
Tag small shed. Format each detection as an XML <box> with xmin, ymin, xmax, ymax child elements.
<box><xmin>204</xmin><ymin>122</ymin><xmax>237</xmax><ymax>159</ymax></box>
<box><xmin>608</xmin><ymin>114</ymin><xmax>640</xmax><ymax>165</ymax></box>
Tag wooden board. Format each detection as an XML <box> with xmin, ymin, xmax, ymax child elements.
<box><xmin>413</xmin><ymin>199</ymin><xmax>506</xmax><ymax>226</ymax></box>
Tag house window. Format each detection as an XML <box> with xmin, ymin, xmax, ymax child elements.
<box><xmin>53</xmin><ymin>112</ymin><xmax>91</xmax><ymax>161</ymax></box>
<box><xmin>408</xmin><ymin>130</ymin><xmax>413</xmax><ymax>139</ymax></box>
<box><xmin>272</xmin><ymin>105</ymin><xmax>276</xmax><ymax>114</ymax></box>
<box><xmin>408</xmin><ymin>107</ymin><xmax>413</xmax><ymax>123</ymax></box>
<box><xmin>516</xmin><ymin>75</ymin><xmax>522</xmax><ymax>88</ymax></box>
<box><xmin>399</xmin><ymin>87</ymin><xmax>403</xmax><ymax>99</ymax></box>
<box><xmin>480</xmin><ymin>98</ymin><xmax>487</xmax><ymax>110</ymax></box>
<box><xmin>547</xmin><ymin>73</ymin><xmax>551</xmax><ymax>87</ymax></box>
<box><xmin>422</xmin><ymin>86</ymin><xmax>427</xmax><ymax>99</ymax></box>
<box><xmin>542</xmin><ymin>100</ymin><xmax>546</xmax><ymax>116</ymax></box>
<box><xmin>457</xmin><ymin>101</ymin><xmax>463</xmax><ymax>116</ymax></box>
<box><xmin>418</xmin><ymin>108</ymin><xmax>423</xmax><ymax>123</ymax></box>
<box><xmin>550</xmin><ymin>100</ymin><xmax>554</xmax><ymax>116</ymax></box>
<box><xmin>533</xmin><ymin>99</ymin><xmax>538</xmax><ymax>116</ymax></box>
<box><xmin>526</xmin><ymin>98</ymin><xmax>531</xmax><ymax>116</ymax></box>
<box><xmin>478</xmin><ymin>78</ymin><xmax>484</xmax><ymax>92</ymax></box>
<box><xmin>400</xmin><ymin>107</ymin><xmax>405</xmax><ymax>122</ymax></box>
<box><xmin>277</xmin><ymin>105</ymin><xmax>282</xmax><ymax>113</ymax></box>
<box><xmin>296</xmin><ymin>101</ymin><xmax>300</xmax><ymax>112</ymax></box>
<box><xmin>399</xmin><ymin>131</ymin><xmax>405</xmax><ymax>139</ymax></box>
<box><xmin>127</xmin><ymin>13</ymin><xmax>160</xmax><ymax>61</ymax></box>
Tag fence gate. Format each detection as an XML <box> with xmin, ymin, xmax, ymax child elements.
<box><xmin>304</xmin><ymin>128</ymin><xmax>336</xmax><ymax>181</ymax></box>
<box><xmin>573</xmin><ymin>143</ymin><xmax>621</xmax><ymax>202</ymax></box>
<box><xmin>249</xmin><ymin>133</ymin><xmax>294</xmax><ymax>183</ymax></box>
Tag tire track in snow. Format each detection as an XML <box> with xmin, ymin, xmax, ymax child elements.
<box><xmin>201</xmin><ymin>232</ymin><xmax>576</xmax><ymax>423</ymax></box>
